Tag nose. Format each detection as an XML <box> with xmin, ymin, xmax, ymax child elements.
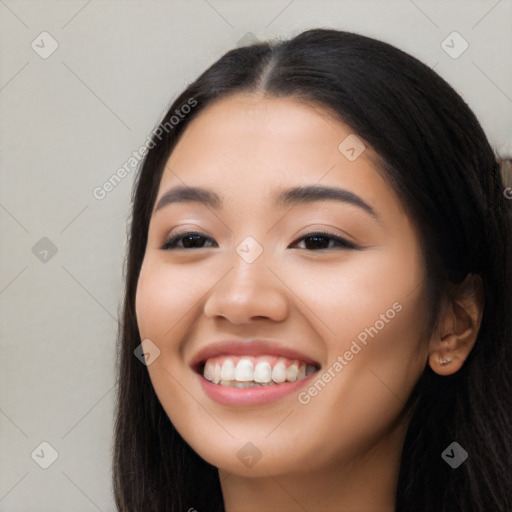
<box><xmin>203</xmin><ymin>248</ymin><xmax>289</xmax><ymax>324</ymax></box>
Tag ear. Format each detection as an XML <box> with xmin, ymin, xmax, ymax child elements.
<box><xmin>428</xmin><ymin>273</ymin><xmax>484</xmax><ymax>376</ymax></box>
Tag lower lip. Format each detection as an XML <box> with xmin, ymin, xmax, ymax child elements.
<box><xmin>197</xmin><ymin>372</ymin><xmax>319</xmax><ymax>406</ymax></box>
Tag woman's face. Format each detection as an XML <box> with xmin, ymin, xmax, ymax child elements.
<box><xmin>135</xmin><ymin>93</ymin><xmax>432</xmax><ymax>477</ymax></box>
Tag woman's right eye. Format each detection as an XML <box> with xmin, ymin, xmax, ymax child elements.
<box><xmin>161</xmin><ymin>231</ymin><xmax>217</xmax><ymax>250</ymax></box>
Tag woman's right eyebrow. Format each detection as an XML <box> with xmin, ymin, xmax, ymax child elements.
<box><xmin>153</xmin><ymin>184</ymin><xmax>380</xmax><ymax>223</ymax></box>
<box><xmin>154</xmin><ymin>185</ymin><xmax>221</xmax><ymax>213</ymax></box>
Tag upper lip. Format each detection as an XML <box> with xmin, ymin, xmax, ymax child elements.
<box><xmin>189</xmin><ymin>339</ymin><xmax>321</xmax><ymax>372</ymax></box>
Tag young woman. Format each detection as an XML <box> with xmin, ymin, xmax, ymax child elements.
<box><xmin>113</xmin><ymin>29</ymin><xmax>511</xmax><ymax>511</ymax></box>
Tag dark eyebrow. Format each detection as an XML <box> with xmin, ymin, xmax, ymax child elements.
<box><xmin>154</xmin><ymin>184</ymin><xmax>378</xmax><ymax>220</ymax></box>
<box><xmin>154</xmin><ymin>186</ymin><xmax>221</xmax><ymax>213</ymax></box>
<box><xmin>273</xmin><ymin>185</ymin><xmax>378</xmax><ymax>220</ymax></box>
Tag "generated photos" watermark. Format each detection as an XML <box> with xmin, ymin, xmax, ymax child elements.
<box><xmin>298</xmin><ymin>301</ymin><xmax>403</xmax><ymax>405</ymax></box>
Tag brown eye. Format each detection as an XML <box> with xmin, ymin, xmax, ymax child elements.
<box><xmin>161</xmin><ymin>231</ymin><xmax>217</xmax><ymax>250</ymax></box>
<box><xmin>290</xmin><ymin>232</ymin><xmax>360</xmax><ymax>250</ymax></box>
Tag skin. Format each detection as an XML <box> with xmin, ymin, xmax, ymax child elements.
<box><xmin>135</xmin><ymin>93</ymin><xmax>483</xmax><ymax>511</ymax></box>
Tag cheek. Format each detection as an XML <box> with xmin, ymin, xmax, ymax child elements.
<box><xmin>135</xmin><ymin>258</ymin><xmax>201</xmax><ymax>340</ymax></box>
<box><xmin>134</xmin><ymin>260</ymin><xmax>211</xmax><ymax>438</ymax></box>
<box><xmin>286</xmin><ymin>298</ymin><xmax>428</xmax><ymax>470</ymax></box>
<box><xmin>135</xmin><ymin>269</ymin><xmax>166</xmax><ymax>341</ymax></box>
<box><xmin>275</xmin><ymin>241</ymin><xmax>426</xmax><ymax>346</ymax></box>
<box><xmin>277</xmin><ymin>246</ymin><xmax>429</xmax><ymax>427</ymax></box>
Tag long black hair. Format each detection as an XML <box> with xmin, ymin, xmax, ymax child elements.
<box><xmin>113</xmin><ymin>28</ymin><xmax>512</xmax><ymax>511</ymax></box>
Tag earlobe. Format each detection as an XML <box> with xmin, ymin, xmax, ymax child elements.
<box><xmin>428</xmin><ymin>273</ymin><xmax>484</xmax><ymax>376</ymax></box>
<box><xmin>429</xmin><ymin>346</ymin><xmax>463</xmax><ymax>376</ymax></box>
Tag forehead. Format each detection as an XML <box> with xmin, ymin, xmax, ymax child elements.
<box><xmin>170</xmin><ymin>93</ymin><xmax>369</xmax><ymax>162</ymax></box>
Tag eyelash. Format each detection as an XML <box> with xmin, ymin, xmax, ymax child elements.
<box><xmin>160</xmin><ymin>230</ymin><xmax>361</xmax><ymax>251</ymax></box>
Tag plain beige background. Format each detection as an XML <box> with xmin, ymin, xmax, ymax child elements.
<box><xmin>1</xmin><ymin>1</ymin><xmax>511</xmax><ymax>510</ymax></box>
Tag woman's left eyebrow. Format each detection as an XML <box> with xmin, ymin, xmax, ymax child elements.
<box><xmin>274</xmin><ymin>184</ymin><xmax>379</xmax><ymax>221</ymax></box>
<box><xmin>154</xmin><ymin>184</ymin><xmax>380</xmax><ymax>222</ymax></box>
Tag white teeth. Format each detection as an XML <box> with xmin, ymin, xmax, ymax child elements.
<box><xmin>213</xmin><ymin>362</ymin><xmax>221</xmax><ymax>384</ymax></box>
<box><xmin>254</xmin><ymin>362</ymin><xmax>272</xmax><ymax>383</ymax></box>
<box><xmin>286</xmin><ymin>362</ymin><xmax>298</xmax><ymax>382</ymax></box>
<box><xmin>221</xmin><ymin>359</ymin><xmax>235</xmax><ymax>381</ymax></box>
<box><xmin>271</xmin><ymin>359</ymin><xmax>287</xmax><ymax>383</ymax></box>
<box><xmin>202</xmin><ymin>356</ymin><xmax>318</xmax><ymax>386</ymax></box>
<box><xmin>235</xmin><ymin>359</ymin><xmax>254</xmax><ymax>381</ymax></box>
<box><xmin>204</xmin><ymin>360</ymin><xmax>214</xmax><ymax>381</ymax></box>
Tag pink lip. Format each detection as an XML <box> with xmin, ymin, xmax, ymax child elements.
<box><xmin>189</xmin><ymin>339</ymin><xmax>320</xmax><ymax>371</ymax></box>
<box><xmin>198</xmin><ymin>372</ymin><xmax>319</xmax><ymax>406</ymax></box>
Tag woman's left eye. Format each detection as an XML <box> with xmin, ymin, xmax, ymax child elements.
<box><xmin>290</xmin><ymin>232</ymin><xmax>360</xmax><ymax>250</ymax></box>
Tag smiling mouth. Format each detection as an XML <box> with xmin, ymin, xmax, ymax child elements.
<box><xmin>198</xmin><ymin>355</ymin><xmax>319</xmax><ymax>388</ymax></box>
